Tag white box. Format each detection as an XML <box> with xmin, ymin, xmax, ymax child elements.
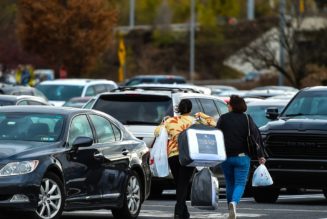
<box><xmin>185</xmin><ymin>129</ymin><xmax>226</xmax><ymax>167</ymax></box>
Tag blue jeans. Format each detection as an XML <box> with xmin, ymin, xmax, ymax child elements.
<box><xmin>221</xmin><ymin>155</ymin><xmax>250</xmax><ymax>204</ymax></box>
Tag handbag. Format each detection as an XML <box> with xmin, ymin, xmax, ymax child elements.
<box><xmin>245</xmin><ymin>114</ymin><xmax>260</xmax><ymax>158</ymax></box>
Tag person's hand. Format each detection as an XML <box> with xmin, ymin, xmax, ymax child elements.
<box><xmin>258</xmin><ymin>157</ymin><xmax>266</xmax><ymax>165</ymax></box>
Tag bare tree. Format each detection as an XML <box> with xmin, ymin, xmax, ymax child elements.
<box><xmin>240</xmin><ymin>17</ymin><xmax>327</xmax><ymax>88</ymax></box>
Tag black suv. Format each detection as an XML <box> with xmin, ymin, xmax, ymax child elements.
<box><xmin>255</xmin><ymin>86</ymin><xmax>327</xmax><ymax>203</ymax></box>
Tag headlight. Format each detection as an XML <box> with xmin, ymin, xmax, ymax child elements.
<box><xmin>0</xmin><ymin>160</ymin><xmax>39</xmax><ymax>176</ymax></box>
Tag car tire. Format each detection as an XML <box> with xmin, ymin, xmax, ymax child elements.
<box><xmin>323</xmin><ymin>189</ymin><xmax>327</xmax><ymax>199</ymax></box>
<box><xmin>112</xmin><ymin>171</ymin><xmax>142</xmax><ymax>219</ymax></box>
<box><xmin>253</xmin><ymin>186</ymin><xmax>280</xmax><ymax>203</ymax></box>
<box><xmin>33</xmin><ymin>172</ymin><xmax>65</xmax><ymax>219</ymax></box>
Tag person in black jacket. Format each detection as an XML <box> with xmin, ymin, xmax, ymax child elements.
<box><xmin>216</xmin><ymin>95</ymin><xmax>266</xmax><ymax>219</ymax></box>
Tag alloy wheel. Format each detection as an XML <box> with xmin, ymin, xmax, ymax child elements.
<box><xmin>126</xmin><ymin>175</ymin><xmax>141</xmax><ymax>215</ymax></box>
<box><xmin>36</xmin><ymin>178</ymin><xmax>62</xmax><ymax>219</ymax></box>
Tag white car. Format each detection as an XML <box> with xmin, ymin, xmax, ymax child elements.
<box><xmin>36</xmin><ymin>79</ymin><xmax>118</xmax><ymax>106</ymax></box>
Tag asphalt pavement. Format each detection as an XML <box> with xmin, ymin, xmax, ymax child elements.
<box><xmin>1</xmin><ymin>192</ymin><xmax>326</xmax><ymax>219</ymax></box>
<box><xmin>60</xmin><ymin>192</ymin><xmax>327</xmax><ymax>219</ymax></box>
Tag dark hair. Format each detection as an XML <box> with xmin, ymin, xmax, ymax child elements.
<box><xmin>229</xmin><ymin>95</ymin><xmax>247</xmax><ymax>113</ymax></box>
<box><xmin>176</xmin><ymin>99</ymin><xmax>192</xmax><ymax>114</ymax></box>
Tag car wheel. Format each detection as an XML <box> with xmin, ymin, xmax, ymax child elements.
<box><xmin>323</xmin><ymin>189</ymin><xmax>327</xmax><ymax>199</ymax></box>
<box><xmin>34</xmin><ymin>172</ymin><xmax>65</xmax><ymax>219</ymax></box>
<box><xmin>112</xmin><ymin>171</ymin><xmax>142</xmax><ymax>219</ymax></box>
<box><xmin>253</xmin><ymin>186</ymin><xmax>280</xmax><ymax>203</ymax></box>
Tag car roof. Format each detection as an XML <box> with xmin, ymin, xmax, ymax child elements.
<box><xmin>247</xmin><ymin>99</ymin><xmax>289</xmax><ymax>107</ymax></box>
<box><xmin>38</xmin><ymin>79</ymin><xmax>117</xmax><ymax>86</ymax></box>
<box><xmin>0</xmin><ymin>95</ymin><xmax>45</xmax><ymax>101</ymax></box>
<box><xmin>302</xmin><ymin>86</ymin><xmax>327</xmax><ymax>92</ymax></box>
<box><xmin>129</xmin><ymin>75</ymin><xmax>185</xmax><ymax>79</ymax></box>
<box><xmin>131</xmin><ymin>83</ymin><xmax>211</xmax><ymax>94</ymax></box>
<box><xmin>0</xmin><ymin>105</ymin><xmax>93</xmax><ymax>115</ymax></box>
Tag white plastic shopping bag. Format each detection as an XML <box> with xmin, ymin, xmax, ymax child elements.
<box><xmin>252</xmin><ymin>164</ymin><xmax>273</xmax><ymax>187</ymax></box>
<box><xmin>150</xmin><ymin>127</ymin><xmax>169</xmax><ymax>177</ymax></box>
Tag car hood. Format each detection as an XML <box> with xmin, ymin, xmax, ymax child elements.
<box><xmin>260</xmin><ymin>115</ymin><xmax>327</xmax><ymax>132</ymax></box>
<box><xmin>0</xmin><ymin>141</ymin><xmax>60</xmax><ymax>160</ymax></box>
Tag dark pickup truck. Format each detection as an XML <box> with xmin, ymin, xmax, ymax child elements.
<box><xmin>253</xmin><ymin>86</ymin><xmax>327</xmax><ymax>203</ymax></box>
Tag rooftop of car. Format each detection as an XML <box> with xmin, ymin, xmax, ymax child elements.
<box><xmin>0</xmin><ymin>95</ymin><xmax>45</xmax><ymax>101</ymax></box>
<box><xmin>38</xmin><ymin>79</ymin><xmax>116</xmax><ymax>85</ymax></box>
<box><xmin>247</xmin><ymin>99</ymin><xmax>289</xmax><ymax>106</ymax></box>
<box><xmin>302</xmin><ymin>86</ymin><xmax>327</xmax><ymax>92</ymax></box>
<box><xmin>128</xmin><ymin>75</ymin><xmax>186</xmax><ymax>79</ymax></box>
<box><xmin>0</xmin><ymin>105</ymin><xmax>93</xmax><ymax>115</ymax></box>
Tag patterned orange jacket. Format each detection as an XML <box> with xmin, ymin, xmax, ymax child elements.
<box><xmin>154</xmin><ymin>112</ymin><xmax>216</xmax><ymax>158</ymax></box>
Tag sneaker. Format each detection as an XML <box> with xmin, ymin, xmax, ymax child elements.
<box><xmin>228</xmin><ymin>202</ymin><xmax>236</xmax><ymax>219</ymax></box>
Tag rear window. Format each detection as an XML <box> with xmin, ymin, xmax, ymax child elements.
<box><xmin>36</xmin><ymin>84</ymin><xmax>84</xmax><ymax>101</ymax></box>
<box><xmin>92</xmin><ymin>95</ymin><xmax>173</xmax><ymax>125</ymax></box>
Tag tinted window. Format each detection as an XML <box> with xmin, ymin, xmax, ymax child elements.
<box><xmin>215</xmin><ymin>100</ymin><xmax>228</xmax><ymax>114</ymax></box>
<box><xmin>247</xmin><ymin>105</ymin><xmax>285</xmax><ymax>127</ymax></box>
<box><xmin>90</xmin><ymin>115</ymin><xmax>116</xmax><ymax>143</ymax></box>
<box><xmin>199</xmin><ymin>99</ymin><xmax>219</xmax><ymax>121</ymax></box>
<box><xmin>0</xmin><ymin>100</ymin><xmax>14</xmax><ymax>106</ymax></box>
<box><xmin>112</xmin><ymin>124</ymin><xmax>122</xmax><ymax>140</ymax></box>
<box><xmin>28</xmin><ymin>100</ymin><xmax>46</xmax><ymax>105</ymax></box>
<box><xmin>85</xmin><ymin>86</ymin><xmax>96</xmax><ymax>96</ymax></box>
<box><xmin>0</xmin><ymin>113</ymin><xmax>64</xmax><ymax>142</ymax></box>
<box><xmin>17</xmin><ymin>100</ymin><xmax>28</xmax><ymax>105</ymax></box>
<box><xmin>93</xmin><ymin>95</ymin><xmax>173</xmax><ymax>125</ymax></box>
<box><xmin>157</xmin><ymin>78</ymin><xmax>186</xmax><ymax>84</ymax></box>
<box><xmin>188</xmin><ymin>98</ymin><xmax>202</xmax><ymax>115</ymax></box>
<box><xmin>68</xmin><ymin>115</ymin><xmax>93</xmax><ymax>146</ymax></box>
<box><xmin>282</xmin><ymin>91</ymin><xmax>327</xmax><ymax>116</ymax></box>
<box><xmin>36</xmin><ymin>84</ymin><xmax>84</xmax><ymax>101</ymax></box>
<box><xmin>105</xmin><ymin>84</ymin><xmax>116</xmax><ymax>91</ymax></box>
<box><xmin>94</xmin><ymin>84</ymin><xmax>107</xmax><ymax>94</ymax></box>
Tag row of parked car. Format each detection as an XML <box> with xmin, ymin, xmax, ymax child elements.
<box><xmin>1</xmin><ymin>77</ymin><xmax>327</xmax><ymax>219</ymax></box>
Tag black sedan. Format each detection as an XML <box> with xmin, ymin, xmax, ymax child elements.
<box><xmin>0</xmin><ymin>106</ymin><xmax>151</xmax><ymax>219</ymax></box>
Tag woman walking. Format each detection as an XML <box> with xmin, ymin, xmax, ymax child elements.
<box><xmin>216</xmin><ymin>95</ymin><xmax>266</xmax><ymax>219</ymax></box>
<box><xmin>154</xmin><ymin>99</ymin><xmax>215</xmax><ymax>219</ymax></box>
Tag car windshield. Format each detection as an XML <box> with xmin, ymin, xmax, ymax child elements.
<box><xmin>36</xmin><ymin>84</ymin><xmax>84</xmax><ymax>101</ymax></box>
<box><xmin>0</xmin><ymin>112</ymin><xmax>64</xmax><ymax>142</ymax></box>
<box><xmin>282</xmin><ymin>91</ymin><xmax>327</xmax><ymax>117</ymax></box>
<box><xmin>247</xmin><ymin>105</ymin><xmax>285</xmax><ymax>127</ymax></box>
<box><xmin>92</xmin><ymin>95</ymin><xmax>173</xmax><ymax>125</ymax></box>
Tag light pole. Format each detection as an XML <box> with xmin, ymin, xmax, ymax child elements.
<box><xmin>129</xmin><ymin>0</ymin><xmax>135</xmax><ymax>29</ymax></box>
<box><xmin>247</xmin><ymin>0</ymin><xmax>255</xmax><ymax>21</ymax></box>
<box><xmin>279</xmin><ymin>0</ymin><xmax>286</xmax><ymax>86</ymax></box>
<box><xmin>190</xmin><ymin>0</ymin><xmax>195</xmax><ymax>83</ymax></box>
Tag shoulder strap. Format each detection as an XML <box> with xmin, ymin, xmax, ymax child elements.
<box><xmin>245</xmin><ymin>113</ymin><xmax>251</xmax><ymax>137</ymax></box>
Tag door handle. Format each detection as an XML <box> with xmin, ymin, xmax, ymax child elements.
<box><xmin>122</xmin><ymin>149</ymin><xmax>130</xmax><ymax>156</ymax></box>
<box><xmin>94</xmin><ymin>151</ymin><xmax>104</xmax><ymax>160</ymax></box>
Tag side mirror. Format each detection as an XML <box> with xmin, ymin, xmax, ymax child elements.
<box><xmin>72</xmin><ymin>136</ymin><xmax>93</xmax><ymax>149</ymax></box>
<box><xmin>266</xmin><ymin>107</ymin><xmax>279</xmax><ymax>120</ymax></box>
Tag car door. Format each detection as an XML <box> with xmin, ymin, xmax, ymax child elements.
<box><xmin>88</xmin><ymin>114</ymin><xmax>131</xmax><ymax>203</ymax></box>
<box><xmin>64</xmin><ymin>114</ymin><xmax>103</xmax><ymax>204</ymax></box>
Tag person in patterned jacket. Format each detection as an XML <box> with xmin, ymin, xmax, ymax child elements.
<box><xmin>154</xmin><ymin>99</ymin><xmax>216</xmax><ymax>219</ymax></box>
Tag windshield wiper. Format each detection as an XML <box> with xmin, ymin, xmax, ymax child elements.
<box><xmin>284</xmin><ymin>113</ymin><xmax>310</xmax><ymax>117</ymax></box>
<box><xmin>125</xmin><ymin>120</ymin><xmax>158</xmax><ymax>125</ymax></box>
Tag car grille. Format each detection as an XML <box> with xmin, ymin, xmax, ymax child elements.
<box><xmin>265</xmin><ymin>134</ymin><xmax>327</xmax><ymax>158</ymax></box>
